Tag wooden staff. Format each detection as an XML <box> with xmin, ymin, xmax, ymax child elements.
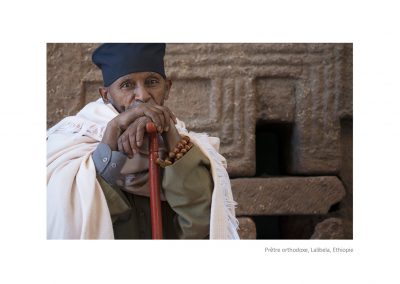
<box><xmin>146</xmin><ymin>122</ymin><xmax>163</xmax><ymax>239</ymax></box>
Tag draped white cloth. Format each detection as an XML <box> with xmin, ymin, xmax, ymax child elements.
<box><xmin>47</xmin><ymin>99</ymin><xmax>239</xmax><ymax>239</ymax></box>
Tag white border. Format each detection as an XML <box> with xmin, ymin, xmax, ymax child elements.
<box><xmin>1</xmin><ymin>0</ymin><xmax>399</xmax><ymax>283</ymax></box>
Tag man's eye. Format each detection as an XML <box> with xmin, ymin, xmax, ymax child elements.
<box><xmin>146</xmin><ymin>79</ymin><xmax>159</xmax><ymax>85</ymax></box>
<box><xmin>121</xmin><ymin>81</ymin><xmax>132</xmax><ymax>88</ymax></box>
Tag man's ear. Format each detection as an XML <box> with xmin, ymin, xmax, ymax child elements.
<box><xmin>99</xmin><ymin>87</ymin><xmax>109</xmax><ymax>103</ymax></box>
<box><xmin>164</xmin><ymin>79</ymin><xmax>172</xmax><ymax>101</ymax></box>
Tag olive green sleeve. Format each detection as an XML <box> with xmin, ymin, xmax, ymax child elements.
<box><xmin>162</xmin><ymin>145</ymin><xmax>213</xmax><ymax>239</ymax></box>
<box><xmin>96</xmin><ymin>174</ymin><xmax>131</xmax><ymax>223</ymax></box>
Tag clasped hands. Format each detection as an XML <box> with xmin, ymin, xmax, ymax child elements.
<box><xmin>102</xmin><ymin>103</ymin><xmax>177</xmax><ymax>158</ymax></box>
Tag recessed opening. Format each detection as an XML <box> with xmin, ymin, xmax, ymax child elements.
<box><xmin>253</xmin><ymin>216</ymin><xmax>281</xmax><ymax>239</ymax></box>
<box><xmin>254</xmin><ymin>215</ymin><xmax>326</xmax><ymax>239</ymax></box>
<box><xmin>255</xmin><ymin>122</ymin><xmax>292</xmax><ymax>176</ymax></box>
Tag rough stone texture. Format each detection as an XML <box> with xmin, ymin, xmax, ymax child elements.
<box><xmin>47</xmin><ymin>43</ymin><xmax>99</xmax><ymax>128</ymax></box>
<box><xmin>231</xmin><ymin>177</ymin><xmax>346</xmax><ymax>215</ymax></box>
<box><xmin>47</xmin><ymin>43</ymin><xmax>353</xmax><ymax>177</ymax></box>
<box><xmin>237</xmin><ymin>217</ymin><xmax>257</xmax><ymax>239</ymax></box>
<box><xmin>164</xmin><ymin>44</ymin><xmax>353</xmax><ymax>176</ymax></box>
<box><xmin>310</xmin><ymin>217</ymin><xmax>345</xmax><ymax>239</ymax></box>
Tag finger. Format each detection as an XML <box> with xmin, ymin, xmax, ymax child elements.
<box><xmin>143</xmin><ymin>108</ymin><xmax>162</xmax><ymax>132</ymax></box>
<box><xmin>118</xmin><ymin>135</ymin><xmax>128</xmax><ymax>156</ymax></box>
<box><xmin>152</xmin><ymin>106</ymin><xmax>166</xmax><ymax>132</ymax></box>
<box><xmin>128</xmin><ymin>130</ymin><xmax>138</xmax><ymax>156</ymax></box>
<box><xmin>136</xmin><ymin>118</ymin><xmax>148</xmax><ymax>147</ymax></box>
<box><xmin>149</xmin><ymin>105</ymin><xmax>168</xmax><ymax>131</ymax></box>
<box><xmin>120</xmin><ymin>135</ymin><xmax>133</xmax><ymax>157</ymax></box>
<box><xmin>155</xmin><ymin>109</ymin><xmax>166</xmax><ymax>133</ymax></box>
<box><xmin>158</xmin><ymin>105</ymin><xmax>177</xmax><ymax>124</ymax></box>
<box><xmin>154</xmin><ymin>105</ymin><xmax>171</xmax><ymax>131</ymax></box>
<box><xmin>170</xmin><ymin>110</ymin><xmax>177</xmax><ymax>124</ymax></box>
<box><xmin>120</xmin><ymin>132</ymin><xmax>135</xmax><ymax>158</ymax></box>
<box><xmin>117</xmin><ymin>136</ymin><xmax>124</xmax><ymax>153</ymax></box>
<box><xmin>145</xmin><ymin>105</ymin><xmax>164</xmax><ymax>132</ymax></box>
<box><xmin>123</xmin><ymin>117</ymin><xmax>143</xmax><ymax>149</ymax></box>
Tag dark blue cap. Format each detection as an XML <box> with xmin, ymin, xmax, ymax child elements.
<box><xmin>92</xmin><ymin>43</ymin><xmax>166</xmax><ymax>87</ymax></box>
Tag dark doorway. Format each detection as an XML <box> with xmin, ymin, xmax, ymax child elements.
<box><xmin>255</xmin><ymin>122</ymin><xmax>292</xmax><ymax>177</ymax></box>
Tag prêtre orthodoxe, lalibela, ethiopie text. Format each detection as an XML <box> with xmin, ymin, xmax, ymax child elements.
<box><xmin>265</xmin><ymin>247</ymin><xmax>353</xmax><ymax>253</ymax></box>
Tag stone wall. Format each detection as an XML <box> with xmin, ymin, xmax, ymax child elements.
<box><xmin>47</xmin><ymin>43</ymin><xmax>353</xmax><ymax>239</ymax></box>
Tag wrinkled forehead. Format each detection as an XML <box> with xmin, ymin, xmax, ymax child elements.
<box><xmin>107</xmin><ymin>72</ymin><xmax>165</xmax><ymax>90</ymax></box>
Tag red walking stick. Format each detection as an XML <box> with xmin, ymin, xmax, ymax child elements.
<box><xmin>146</xmin><ymin>122</ymin><xmax>163</xmax><ymax>239</ymax></box>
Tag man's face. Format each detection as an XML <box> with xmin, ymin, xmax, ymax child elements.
<box><xmin>99</xmin><ymin>71</ymin><xmax>171</xmax><ymax>113</ymax></box>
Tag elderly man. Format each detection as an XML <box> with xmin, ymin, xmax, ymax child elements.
<box><xmin>47</xmin><ymin>43</ymin><xmax>238</xmax><ymax>239</ymax></box>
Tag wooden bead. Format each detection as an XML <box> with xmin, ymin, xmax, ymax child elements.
<box><xmin>181</xmin><ymin>139</ymin><xmax>188</xmax><ymax>145</ymax></box>
<box><xmin>182</xmin><ymin>136</ymin><xmax>190</xmax><ymax>143</ymax></box>
<box><xmin>187</xmin><ymin>142</ymin><xmax>194</xmax><ymax>149</ymax></box>
<box><xmin>156</xmin><ymin>158</ymin><xmax>166</xmax><ymax>168</ymax></box>
<box><xmin>173</xmin><ymin>147</ymin><xmax>180</xmax><ymax>154</ymax></box>
<box><xmin>180</xmin><ymin>148</ymin><xmax>187</xmax><ymax>154</ymax></box>
<box><xmin>185</xmin><ymin>145</ymin><xmax>191</xmax><ymax>151</ymax></box>
<box><xmin>169</xmin><ymin>152</ymin><xmax>176</xmax><ymax>159</ymax></box>
<box><xmin>156</xmin><ymin>158</ymin><xmax>173</xmax><ymax>168</ymax></box>
<box><xmin>175</xmin><ymin>153</ymin><xmax>183</xmax><ymax>160</ymax></box>
<box><xmin>177</xmin><ymin>142</ymin><xmax>184</xmax><ymax>149</ymax></box>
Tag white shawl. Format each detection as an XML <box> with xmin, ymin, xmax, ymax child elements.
<box><xmin>47</xmin><ymin>99</ymin><xmax>239</xmax><ymax>239</ymax></box>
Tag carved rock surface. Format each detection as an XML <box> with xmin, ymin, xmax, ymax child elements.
<box><xmin>237</xmin><ymin>217</ymin><xmax>257</xmax><ymax>239</ymax></box>
<box><xmin>310</xmin><ymin>217</ymin><xmax>345</xmax><ymax>239</ymax></box>
<box><xmin>231</xmin><ymin>176</ymin><xmax>346</xmax><ymax>215</ymax></box>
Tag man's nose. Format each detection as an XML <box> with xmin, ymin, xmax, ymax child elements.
<box><xmin>134</xmin><ymin>85</ymin><xmax>151</xmax><ymax>103</ymax></box>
